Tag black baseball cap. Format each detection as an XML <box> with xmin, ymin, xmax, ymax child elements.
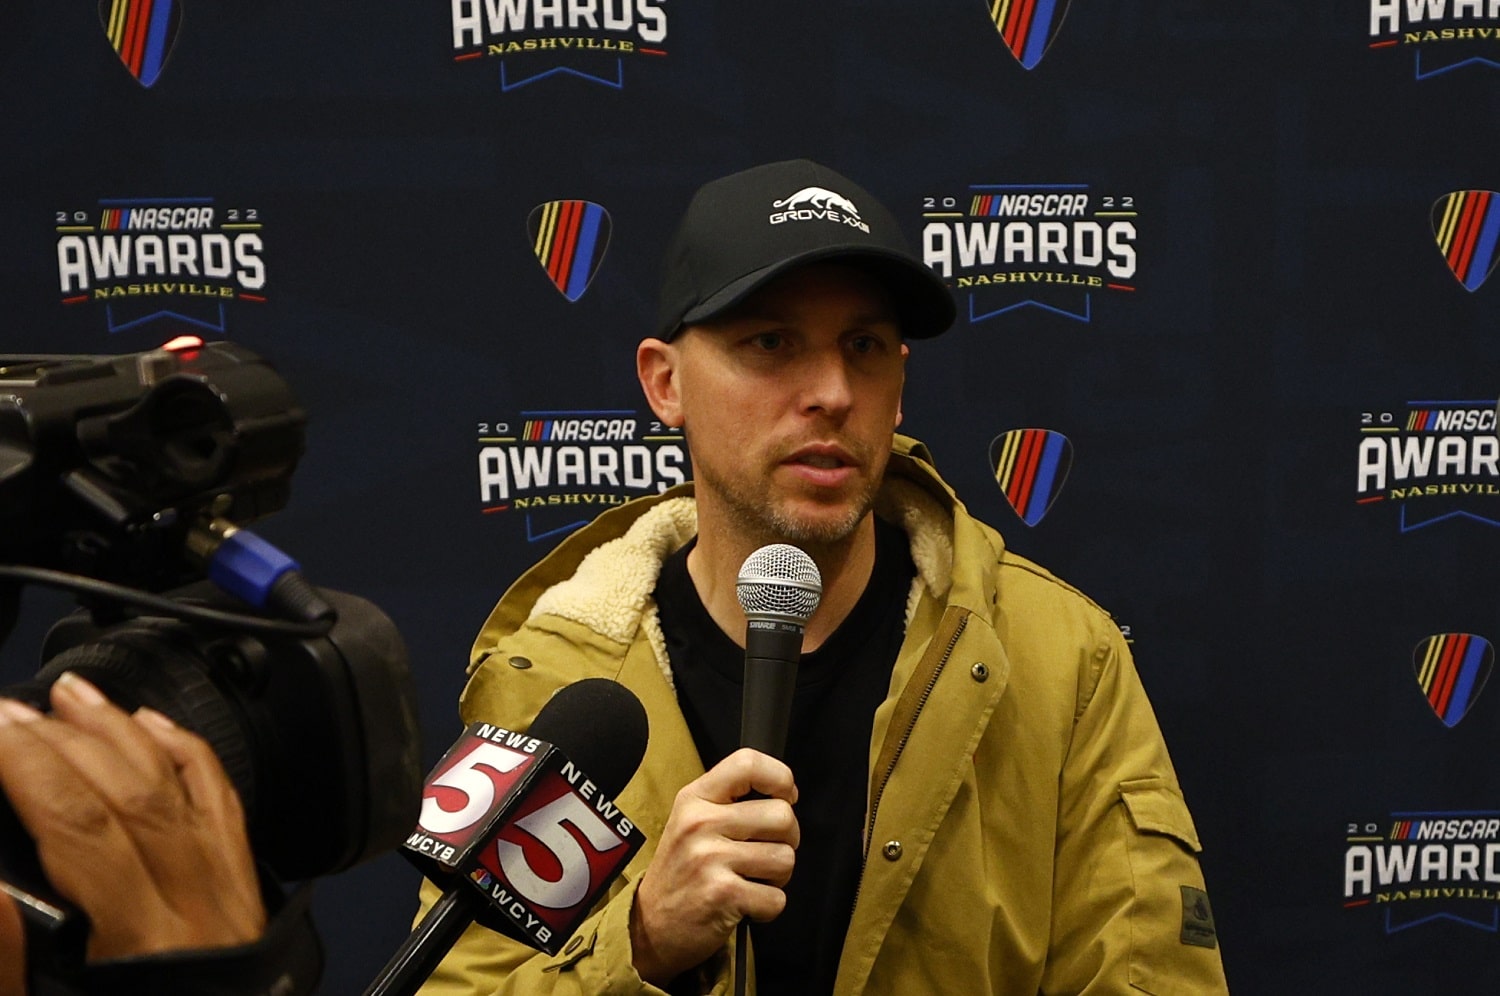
<box><xmin>655</xmin><ymin>159</ymin><xmax>956</xmax><ymax>340</ymax></box>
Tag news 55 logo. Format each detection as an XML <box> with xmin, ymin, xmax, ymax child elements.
<box><xmin>406</xmin><ymin>723</ymin><xmax>645</xmax><ymax>953</ymax></box>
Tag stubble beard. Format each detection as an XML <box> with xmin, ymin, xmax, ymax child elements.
<box><xmin>693</xmin><ymin>450</ymin><xmax>882</xmax><ymax>559</ymax></box>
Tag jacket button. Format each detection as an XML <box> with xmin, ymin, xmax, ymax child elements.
<box><xmin>508</xmin><ymin>655</ymin><xmax>532</xmax><ymax>670</ymax></box>
<box><xmin>882</xmin><ymin>840</ymin><xmax>903</xmax><ymax>861</ymax></box>
<box><xmin>970</xmin><ymin>662</ymin><xmax>989</xmax><ymax>682</ymax></box>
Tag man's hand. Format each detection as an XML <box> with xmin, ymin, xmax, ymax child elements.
<box><xmin>630</xmin><ymin>747</ymin><xmax>800</xmax><ymax>986</ymax></box>
<box><xmin>0</xmin><ymin>672</ymin><xmax>267</xmax><ymax>993</ymax></box>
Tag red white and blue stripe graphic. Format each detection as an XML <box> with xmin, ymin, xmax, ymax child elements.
<box><xmin>100</xmin><ymin>0</ymin><xmax>181</xmax><ymax>88</ymax></box>
<box><xmin>991</xmin><ymin>429</ymin><xmax>1072</xmax><ymax>527</ymax></box>
<box><xmin>1413</xmin><ymin>633</ymin><xmax>1493</xmax><ymax>728</ymax></box>
<box><xmin>1405</xmin><ymin>409</ymin><xmax>1439</xmax><ymax>431</ymax></box>
<box><xmin>970</xmin><ymin>194</ymin><xmax>1006</xmax><ymax>217</ymax></box>
<box><xmin>1433</xmin><ymin>190</ymin><xmax>1500</xmax><ymax>292</ymax></box>
<box><xmin>528</xmin><ymin>200</ymin><xmax>611</xmax><ymax>302</ymax></box>
<box><xmin>1389</xmin><ymin>819</ymin><xmax>1419</xmax><ymax>840</ymax></box>
<box><xmin>520</xmin><ymin>419</ymin><xmax>570</xmax><ymax>441</ymax></box>
<box><xmin>989</xmin><ymin>0</ymin><xmax>1070</xmax><ymax>71</ymax></box>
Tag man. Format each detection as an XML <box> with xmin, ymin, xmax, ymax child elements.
<box><xmin>418</xmin><ymin>159</ymin><xmax>1228</xmax><ymax>994</ymax></box>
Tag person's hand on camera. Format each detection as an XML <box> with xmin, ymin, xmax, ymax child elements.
<box><xmin>0</xmin><ymin>672</ymin><xmax>266</xmax><ymax>994</ymax></box>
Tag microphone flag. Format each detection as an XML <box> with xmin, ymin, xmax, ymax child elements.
<box><xmin>403</xmin><ymin>721</ymin><xmax>646</xmax><ymax>954</ymax></box>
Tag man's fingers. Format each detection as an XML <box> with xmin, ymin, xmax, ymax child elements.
<box><xmin>727</xmin><ymin>839</ymin><xmax>797</xmax><ymax>889</ymax></box>
<box><xmin>694</xmin><ymin>748</ymin><xmax>798</xmax><ymax>805</ymax></box>
<box><xmin>0</xmin><ymin>697</ymin><xmax>157</xmax><ymax>878</ymax></box>
<box><xmin>24</xmin><ymin>679</ymin><xmax>203</xmax><ymax>898</ymax></box>
<box><xmin>0</xmin><ymin>697</ymin><xmax>171</xmax><ymax>953</ymax></box>
<box><xmin>739</xmin><ymin>880</ymin><xmax>790</xmax><ymax>923</ymax></box>
<box><xmin>131</xmin><ymin>708</ymin><xmax>265</xmax><ymax>939</ymax></box>
<box><xmin>131</xmin><ymin>708</ymin><xmax>246</xmax><ymax>838</ymax></box>
<box><xmin>0</xmin><ymin>688</ymin><xmax>265</xmax><ymax>958</ymax></box>
<box><xmin>45</xmin><ymin>675</ymin><xmax>184</xmax><ymax>810</ymax></box>
<box><xmin>710</xmin><ymin>797</ymin><xmax>801</xmax><ymax>848</ymax></box>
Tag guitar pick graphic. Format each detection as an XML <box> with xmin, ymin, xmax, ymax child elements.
<box><xmin>100</xmin><ymin>0</ymin><xmax>182</xmax><ymax>88</ymax></box>
<box><xmin>1432</xmin><ymin>190</ymin><xmax>1500</xmax><ymax>292</ymax></box>
<box><xmin>528</xmin><ymin>201</ymin><xmax>611</xmax><ymax>302</ymax></box>
<box><xmin>990</xmin><ymin>429</ymin><xmax>1072</xmax><ymax>526</ymax></box>
<box><xmin>1413</xmin><ymin>633</ymin><xmax>1493</xmax><ymax>728</ymax></box>
<box><xmin>988</xmin><ymin>0</ymin><xmax>1072</xmax><ymax>71</ymax></box>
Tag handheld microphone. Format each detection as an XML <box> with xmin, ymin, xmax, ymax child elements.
<box><xmin>366</xmin><ymin>678</ymin><xmax>649</xmax><ymax>996</ymax></box>
<box><xmin>732</xmin><ymin>544</ymin><xmax>821</xmax><ymax>996</ymax></box>
<box><xmin>736</xmin><ymin>544</ymin><xmax>822</xmax><ymax>758</ymax></box>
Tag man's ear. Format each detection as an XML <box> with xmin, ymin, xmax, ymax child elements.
<box><xmin>637</xmin><ymin>338</ymin><xmax>684</xmax><ymax>428</ymax></box>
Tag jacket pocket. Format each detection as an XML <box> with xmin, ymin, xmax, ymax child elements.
<box><xmin>1120</xmin><ymin>777</ymin><xmax>1202</xmax><ymax>853</ymax></box>
<box><xmin>1117</xmin><ymin>777</ymin><xmax>1220</xmax><ymax>995</ymax></box>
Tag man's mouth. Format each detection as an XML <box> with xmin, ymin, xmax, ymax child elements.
<box><xmin>783</xmin><ymin>445</ymin><xmax>859</xmax><ymax>481</ymax></box>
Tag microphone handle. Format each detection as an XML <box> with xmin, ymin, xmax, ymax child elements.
<box><xmin>739</xmin><ymin>619</ymin><xmax>804</xmax><ymax>758</ymax></box>
<box><xmin>364</xmin><ymin>884</ymin><xmax>485</xmax><ymax>996</ymax></box>
<box><xmin>735</xmin><ymin>619</ymin><xmax>804</xmax><ymax>996</ymax></box>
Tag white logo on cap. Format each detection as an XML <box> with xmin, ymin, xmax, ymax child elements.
<box><xmin>768</xmin><ymin>186</ymin><xmax>870</xmax><ymax>232</ymax></box>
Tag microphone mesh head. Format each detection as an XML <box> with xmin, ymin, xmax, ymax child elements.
<box><xmin>736</xmin><ymin>544</ymin><xmax>823</xmax><ymax>624</ymax></box>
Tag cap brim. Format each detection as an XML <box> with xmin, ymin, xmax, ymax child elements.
<box><xmin>675</xmin><ymin>245</ymin><xmax>956</xmax><ymax>340</ymax></box>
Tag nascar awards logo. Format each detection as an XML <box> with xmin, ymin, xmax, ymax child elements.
<box><xmin>1367</xmin><ymin>0</ymin><xmax>1500</xmax><ymax>78</ymax></box>
<box><xmin>1355</xmin><ymin>401</ymin><xmax>1500</xmax><ymax>530</ymax></box>
<box><xmin>987</xmin><ymin>0</ymin><xmax>1072</xmax><ymax>70</ymax></box>
<box><xmin>101</xmin><ymin>0</ymin><xmax>182</xmax><ymax>88</ymax></box>
<box><xmin>477</xmin><ymin>410</ymin><xmax>687</xmax><ymax>542</ymax></box>
<box><xmin>921</xmin><ymin>184</ymin><xmax>1138</xmax><ymax>324</ymax></box>
<box><xmin>449</xmin><ymin>0</ymin><xmax>668</xmax><ymax>91</ymax></box>
<box><xmin>55</xmin><ymin>198</ymin><xmax>267</xmax><ymax>335</ymax></box>
<box><xmin>1344</xmin><ymin>812</ymin><xmax>1500</xmax><ymax>932</ymax></box>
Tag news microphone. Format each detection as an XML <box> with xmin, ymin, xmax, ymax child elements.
<box><xmin>733</xmin><ymin>544</ymin><xmax>821</xmax><ymax>996</ymax></box>
<box><xmin>736</xmin><ymin>544</ymin><xmax>822</xmax><ymax>758</ymax></box>
<box><xmin>365</xmin><ymin>678</ymin><xmax>649</xmax><ymax>996</ymax></box>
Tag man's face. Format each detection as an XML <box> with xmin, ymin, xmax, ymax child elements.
<box><xmin>639</xmin><ymin>262</ymin><xmax>908</xmax><ymax>550</ymax></box>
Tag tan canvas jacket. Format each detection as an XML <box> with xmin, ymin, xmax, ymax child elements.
<box><xmin>416</xmin><ymin>435</ymin><xmax>1229</xmax><ymax>995</ymax></box>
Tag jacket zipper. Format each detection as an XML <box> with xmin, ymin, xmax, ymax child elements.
<box><xmin>849</xmin><ymin>612</ymin><xmax>969</xmax><ymax>916</ymax></box>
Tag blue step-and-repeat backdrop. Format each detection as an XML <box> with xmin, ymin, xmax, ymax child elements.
<box><xmin>4</xmin><ymin>2</ymin><xmax>1500</xmax><ymax>992</ymax></box>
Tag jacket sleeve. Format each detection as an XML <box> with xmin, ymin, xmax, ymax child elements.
<box><xmin>412</xmin><ymin>646</ymin><xmax>737</xmax><ymax>996</ymax></box>
<box><xmin>414</xmin><ymin>874</ymin><xmax>736</xmax><ymax>996</ymax></box>
<box><xmin>1040</xmin><ymin>629</ymin><xmax>1228</xmax><ymax>996</ymax></box>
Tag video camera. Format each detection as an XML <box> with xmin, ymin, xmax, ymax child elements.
<box><xmin>0</xmin><ymin>338</ymin><xmax>422</xmax><ymax>983</ymax></box>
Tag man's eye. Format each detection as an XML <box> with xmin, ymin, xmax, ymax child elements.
<box><xmin>750</xmin><ymin>332</ymin><xmax>783</xmax><ymax>350</ymax></box>
<box><xmin>849</xmin><ymin>335</ymin><xmax>881</xmax><ymax>354</ymax></box>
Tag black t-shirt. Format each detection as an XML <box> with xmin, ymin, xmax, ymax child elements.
<box><xmin>653</xmin><ymin>518</ymin><xmax>915</xmax><ymax>995</ymax></box>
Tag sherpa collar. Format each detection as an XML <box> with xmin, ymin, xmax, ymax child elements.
<box><xmin>526</xmin><ymin>473</ymin><xmax>956</xmax><ymax>689</ymax></box>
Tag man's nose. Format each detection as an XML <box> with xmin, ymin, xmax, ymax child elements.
<box><xmin>800</xmin><ymin>349</ymin><xmax>854</xmax><ymax>417</ymax></box>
